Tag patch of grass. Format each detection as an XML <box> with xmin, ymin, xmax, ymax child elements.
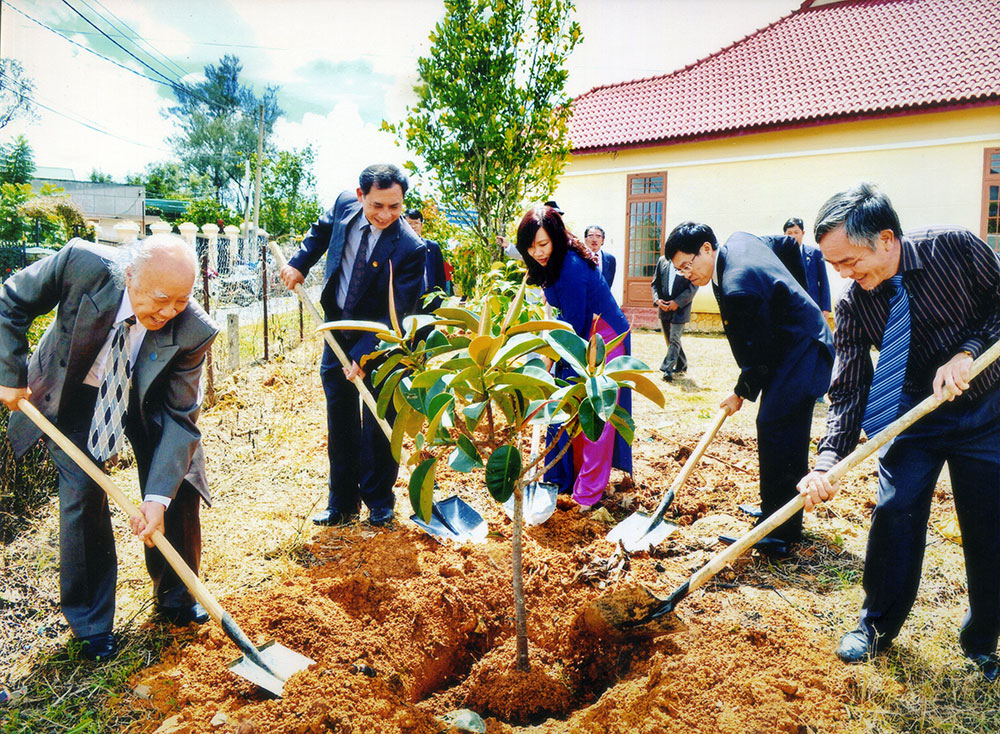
<box><xmin>0</xmin><ymin>621</ymin><xmax>176</xmax><ymax>734</ymax></box>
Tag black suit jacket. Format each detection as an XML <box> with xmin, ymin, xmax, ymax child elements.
<box><xmin>600</xmin><ymin>251</ymin><xmax>616</xmax><ymax>288</ymax></box>
<box><xmin>651</xmin><ymin>256</ymin><xmax>696</xmax><ymax>324</ymax></box>
<box><xmin>288</xmin><ymin>191</ymin><xmax>426</xmax><ymax>362</ymax></box>
<box><xmin>420</xmin><ymin>238</ymin><xmax>447</xmax><ymax>312</ymax></box>
<box><xmin>714</xmin><ymin>232</ymin><xmax>834</xmax><ymax>422</ymax></box>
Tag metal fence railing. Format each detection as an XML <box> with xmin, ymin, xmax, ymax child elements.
<box><xmin>193</xmin><ymin>235</ymin><xmax>323</xmax><ymax>399</ymax></box>
<box><xmin>0</xmin><ymin>241</ymin><xmax>26</xmax><ymax>282</ymax></box>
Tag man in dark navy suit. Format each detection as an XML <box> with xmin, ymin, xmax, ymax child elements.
<box><xmin>784</xmin><ymin>217</ymin><xmax>832</xmax><ymax>319</ymax></box>
<box><xmin>404</xmin><ymin>209</ymin><xmax>447</xmax><ymax>313</ymax></box>
<box><xmin>280</xmin><ymin>164</ymin><xmax>426</xmax><ymax>527</ymax></box>
<box><xmin>650</xmin><ymin>252</ymin><xmax>695</xmax><ymax>381</ymax></box>
<box><xmin>665</xmin><ymin>222</ymin><xmax>834</xmax><ymax>554</ymax></box>
<box><xmin>585</xmin><ymin>225</ymin><xmax>616</xmax><ymax>289</ymax></box>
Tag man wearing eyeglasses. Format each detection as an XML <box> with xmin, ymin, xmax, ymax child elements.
<box><xmin>664</xmin><ymin>222</ymin><xmax>834</xmax><ymax>556</ymax></box>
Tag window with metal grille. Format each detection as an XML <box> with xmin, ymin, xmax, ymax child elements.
<box><xmin>983</xmin><ymin>149</ymin><xmax>1000</xmax><ymax>252</ymax></box>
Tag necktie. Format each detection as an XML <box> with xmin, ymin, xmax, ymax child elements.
<box><xmin>667</xmin><ymin>262</ymin><xmax>676</xmax><ymax>293</ymax></box>
<box><xmin>862</xmin><ymin>275</ymin><xmax>910</xmax><ymax>437</ymax></box>
<box><xmin>88</xmin><ymin>317</ymin><xmax>135</xmax><ymax>461</ymax></box>
<box><xmin>343</xmin><ymin>224</ymin><xmax>370</xmax><ymax>313</ymax></box>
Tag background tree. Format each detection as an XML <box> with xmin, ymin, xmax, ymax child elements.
<box><xmin>0</xmin><ymin>135</ymin><xmax>35</xmax><ymax>185</ymax></box>
<box><xmin>126</xmin><ymin>161</ymin><xmax>212</xmax><ymax>201</ymax></box>
<box><xmin>167</xmin><ymin>55</ymin><xmax>281</xmax><ymax>210</ymax></box>
<box><xmin>393</xmin><ymin>0</ymin><xmax>581</xmax><ymax>278</ymax></box>
<box><xmin>89</xmin><ymin>169</ymin><xmax>114</xmax><ymax>183</ymax></box>
<box><xmin>258</xmin><ymin>146</ymin><xmax>323</xmax><ymax>239</ymax></box>
<box><xmin>0</xmin><ymin>58</ymin><xmax>36</xmax><ymax>131</ymax></box>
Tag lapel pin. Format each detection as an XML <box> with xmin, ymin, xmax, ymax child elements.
<box><xmin>372</xmin><ymin>260</ymin><xmax>378</xmax><ymax>268</ymax></box>
<box><xmin>150</xmin><ymin>353</ymin><xmax>157</xmax><ymax>360</ymax></box>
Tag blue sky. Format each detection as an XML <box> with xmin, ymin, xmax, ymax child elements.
<box><xmin>1</xmin><ymin>0</ymin><xmax>799</xmax><ymax>204</ymax></box>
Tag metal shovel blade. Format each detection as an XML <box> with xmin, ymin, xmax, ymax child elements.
<box><xmin>502</xmin><ymin>481</ymin><xmax>558</xmax><ymax>526</ymax></box>
<box><xmin>228</xmin><ymin>640</ymin><xmax>315</xmax><ymax>697</ymax></box>
<box><xmin>410</xmin><ymin>496</ymin><xmax>488</xmax><ymax>544</ymax></box>
<box><xmin>605</xmin><ymin>511</ymin><xmax>678</xmax><ymax>552</ymax></box>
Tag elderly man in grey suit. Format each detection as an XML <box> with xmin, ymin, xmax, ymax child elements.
<box><xmin>651</xmin><ymin>252</ymin><xmax>696</xmax><ymax>381</ymax></box>
<box><xmin>0</xmin><ymin>234</ymin><xmax>218</xmax><ymax>661</ymax></box>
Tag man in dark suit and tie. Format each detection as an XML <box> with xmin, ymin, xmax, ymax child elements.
<box><xmin>797</xmin><ymin>183</ymin><xmax>1000</xmax><ymax>680</ymax></box>
<box><xmin>403</xmin><ymin>208</ymin><xmax>447</xmax><ymax>313</ymax></box>
<box><xmin>280</xmin><ymin>164</ymin><xmax>426</xmax><ymax>528</ymax></box>
<box><xmin>585</xmin><ymin>225</ymin><xmax>616</xmax><ymax>289</ymax></box>
<box><xmin>0</xmin><ymin>235</ymin><xmax>218</xmax><ymax>661</ymax></box>
<box><xmin>665</xmin><ymin>222</ymin><xmax>834</xmax><ymax>554</ymax></box>
<box><xmin>651</xmin><ymin>252</ymin><xmax>696</xmax><ymax>381</ymax></box>
<box><xmin>784</xmin><ymin>217</ymin><xmax>833</xmax><ymax>319</ymax></box>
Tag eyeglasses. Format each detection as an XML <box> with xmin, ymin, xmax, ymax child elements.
<box><xmin>674</xmin><ymin>252</ymin><xmax>699</xmax><ymax>274</ymax></box>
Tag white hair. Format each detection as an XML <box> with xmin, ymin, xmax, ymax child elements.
<box><xmin>110</xmin><ymin>233</ymin><xmax>197</xmax><ymax>289</ymax></box>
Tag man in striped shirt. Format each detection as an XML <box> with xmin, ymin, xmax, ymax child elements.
<box><xmin>798</xmin><ymin>182</ymin><xmax>1000</xmax><ymax>681</ymax></box>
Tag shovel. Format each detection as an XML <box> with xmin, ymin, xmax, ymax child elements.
<box><xmin>606</xmin><ymin>406</ymin><xmax>729</xmax><ymax>552</ymax></box>
<box><xmin>502</xmin><ymin>424</ymin><xmax>558</xmax><ymax>526</ymax></box>
<box><xmin>582</xmin><ymin>338</ymin><xmax>1000</xmax><ymax>638</ymax></box>
<box><xmin>16</xmin><ymin>399</ymin><xmax>312</xmax><ymax>697</ymax></box>
<box><xmin>267</xmin><ymin>240</ymin><xmax>487</xmax><ymax>543</ymax></box>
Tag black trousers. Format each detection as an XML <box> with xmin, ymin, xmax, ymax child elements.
<box><xmin>756</xmin><ymin>395</ymin><xmax>814</xmax><ymax>543</ymax></box>
<box><xmin>858</xmin><ymin>386</ymin><xmax>1000</xmax><ymax>655</ymax></box>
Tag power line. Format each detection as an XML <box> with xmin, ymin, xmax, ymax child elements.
<box><xmin>60</xmin><ymin>0</ymin><xmax>182</xmax><ymax>89</ymax></box>
<box><xmin>84</xmin><ymin>0</ymin><xmax>190</xmax><ymax>82</ymax></box>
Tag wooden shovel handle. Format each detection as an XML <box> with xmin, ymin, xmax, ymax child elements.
<box><xmin>685</xmin><ymin>338</ymin><xmax>1000</xmax><ymax>596</ymax></box>
<box><xmin>17</xmin><ymin>398</ymin><xmax>227</xmax><ymax>624</ymax></box>
<box><xmin>267</xmin><ymin>240</ymin><xmax>397</xmax><ymax>447</ymax></box>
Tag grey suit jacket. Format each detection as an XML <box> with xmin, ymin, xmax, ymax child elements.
<box><xmin>0</xmin><ymin>241</ymin><xmax>218</xmax><ymax>502</ymax></box>
<box><xmin>651</xmin><ymin>256</ymin><xmax>696</xmax><ymax>324</ymax></box>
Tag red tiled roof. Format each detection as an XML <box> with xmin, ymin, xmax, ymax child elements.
<box><xmin>569</xmin><ymin>0</ymin><xmax>1000</xmax><ymax>152</ymax></box>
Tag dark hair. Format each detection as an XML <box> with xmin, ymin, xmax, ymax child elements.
<box><xmin>404</xmin><ymin>209</ymin><xmax>423</xmax><ymax>221</ymax></box>
<box><xmin>543</xmin><ymin>199</ymin><xmax>564</xmax><ymax>214</ymax></box>
<box><xmin>584</xmin><ymin>225</ymin><xmax>605</xmax><ymax>238</ymax></box>
<box><xmin>359</xmin><ymin>163</ymin><xmax>409</xmax><ymax>195</ymax></box>
<box><xmin>663</xmin><ymin>221</ymin><xmax>717</xmax><ymax>259</ymax></box>
<box><xmin>783</xmin><ymin>217</ymin><xmax>804</xmax><ymax>232</ymax></box>
<box><xmin>814</xmin><ymin>182</ymin><xmax>902</xmax><ymax>250</ymax></box>
<box><xmin>515</xmin><ymin>205</ymin><xmax>596</xmax><ymax>286</ymax></box>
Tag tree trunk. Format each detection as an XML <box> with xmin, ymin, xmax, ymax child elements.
<box><xmin>512</xmin><ymin>479</ymin><xmax>530</xmax><ymax>672</ymax></box>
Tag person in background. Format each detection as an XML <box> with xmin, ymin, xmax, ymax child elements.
<box><xmin>651</xmin><ymin>248</ymin><xmax>696</xmax><ymax>381</ymax></box>
<box><xmin>403</xmin><ymin>209</ymin><xmax>447</xmax><ymax>313</ymax></box>
<box><xmin>516</xmin><ymin>205</ymin><xmax>632</xmax><ymax>510</ymax></box>
<box><xmin>797</xmin><ymin>183</ymin><xmax>1000</xmax><ymax>681</ymax></box>
<box><xmin>784</xmin><ymin>217</ymin><xmax>832</xmax><ymax>319</ymax></box>
<box><xmin>585</xmin><ymin>225</ymin><xmax>616</xmax><ymax>289</ymax></box>
<box><xmin>280</xmin><ymin>164</ymin><xmax>425</xmax><ymax>528</ymax></box>
<box><xmin>665</xmin><ymin>222</ymin><xmax>833</xmax><ymax>556</ymax></box>
<box><xmin>0</xmin><ymin>235</ymin><xmax>218</xmax><ymax>661</ymax></box>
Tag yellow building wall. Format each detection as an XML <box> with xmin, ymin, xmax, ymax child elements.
<box><xmin>554</xmin><ymin>106</ymin><xmax>1000</xmax><ymax>314</ymax></box>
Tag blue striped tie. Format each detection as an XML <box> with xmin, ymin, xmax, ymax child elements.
<box><xmin>862</xmin><ymin>275</ymin><xmax>910</xmax><ymax>437</ymax></box>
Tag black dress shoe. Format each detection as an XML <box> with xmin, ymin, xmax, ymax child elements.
<box><xmin>737</xmin><ymin>503</ymin><xmax>762</xmax><ymax>518</ymax></box>
<box><xmin>77</xmin><ymin>632</ymin><xmax>118</xmax><ymax>662</ymax></box>
<box><xmin>312</xmin><ymin>509</ymin><xmax>359</xmax><ymax>526</ymax></box>
<box><xmin>662</xmin><ymin>372</ymin><xmax>673</xmax><ymax>382</ymax></box>
<box><xmin>836</xmin><ymin>629</ymin><xmax>880</xmax><ymax>663</ymax></box>
<box><xmin>366</xmin><ymin>512</ymin><xmax>395</xmax><ymax>528</ymax></box>
<box><xmin>156</xmin><ymin>602</ymin><xmax>210</xmax><ymax>626</ymax></box>
<box><xmin>718</xmin><ymin>534</ymin><xmax>790</xmax><ymax>557</ymax></box>
<box><xmin>968</xmin><ymin>652</ymin><xmax>1000</xmax><ymax>682</ymax></box>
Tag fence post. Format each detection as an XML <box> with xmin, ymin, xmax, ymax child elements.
<box><xmin>223</xmin><ymin>225</ymin><xmax>240</xmax><ymax>274</ymax></box>
<box><xmin>113</xmin><ymin>221</ymin><xmax>139</xmax><ymax>244</ymax></box>
<box><xmin>149</xmin><ymin>221</ymin><xmax>172</xmax><ymax>236</ymax></box>
<box><xmin>178</xmin><ymin>221</ymin><xmax>198</xmax><ymax>247</ymax></box>
<box><xmin>260</xmin><ymin>231</ymin><xmax>269</xmax><ymax>361</ymax></box>
<box><xmin>200</xmin><ymin>249</ymin><xmax>215</xmax><ymax>404</ymax></box>
<box><xmin>201</xmin><ymin>223</ymin><xmax>219</xmax><ymax>272</ymax></box>
<box><xmin>227</xmin><ymin>313</ymin><xmax>240</xmax><ymax>373</ymax></box>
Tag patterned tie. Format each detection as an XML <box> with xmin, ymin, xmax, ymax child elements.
<box><xmin>862</xmin><ymin>275</ymin><xmax>910</xmax><ymax>437</ymax></box>
<box><xmin>343</xmin><ymin>224</ymin><xmax>370</xmax><ymax>313</ymax></box>
<box><xmin>88</xmin><ymin>317</ymin><xmax>134</xmax><ymax>462</ymax></box>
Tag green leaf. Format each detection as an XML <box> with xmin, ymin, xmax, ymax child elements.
<box><xmin>377</xmin><ymin>369</ymin><xmax>406</xmax><ymax>419</ymax></box>
<box><xmin>609</xmin><ymin>404</ymin><xmax>635</xmax><ymax>444</ymax></box>
<box><xmin>578</xmin><ymin>398</ymin><xmax>605</xmax><ymax>442</ymax></box>
<box><xmin>607</xmin><ymin>370</ymin><xmax>665</xmax><ymax>408</ymax></box>
<box><xmin>586</xmin><ymin>333</ymin><xmax>606</xmax><ymax>372</ymax></box>
<box><xmin>401</xmin><ymin>313</ymin><xmax>439</xmax><ymax>338</ymax></box>
<box><xmin>410</xmin><ymin>369</ymin><xmax>450</xmax><ymax>389</ymax></box>
<box><xmin>448</xmin><ymin>434</ymin><xmax>482</xmax><ymax>472</ymax></box>
<box><xmin>485</xmin><ymin>445</ymin><xmax>521</xmax><ymax>503</ymax></box>
<box><xmin>390</xmin><ymin>402</ymin><xmax>411</xmax><ymax>462</ymax></box>
<box><xmin>408</xmin><ymin>458</ymin><xmax>437</xmax><ymax>523</ymax></box>
<box><xmin>433</xmin><ymin>307</ymin><xmax>479</xmax><ymax>331</ymax></box>
<box><xmin>543</xmin><ymin>329</ymin><xmax>588</xmax><ymax>376</ymax></box>
<box><xmin>606</xmin><ymin>355</ymin><xmax>650</xmax><ymax>372</ymax></box>
<box><xmin>585</xmin><ymin>375</ymin><xmax>619</xmax><ymax>420</ymax></box>
<box><xmin>425</xmin><ymin>393</ymin><xmax>454</xmax><ymax>443</ymax></box>
<box><xmin>372</xmin><ymin>352</ymin><xmax>405</xmax><ymax>387</ymax></box>
<box><xmin>463</xmin><ymin>400</ymin><xmax>488</xmax><ymax>432</ymax></box>
<box><xmin>489</xmin><ymin>334</ymin><xmax>547</xmax><ymax>367</ymax></box>
<box><xmin>317</xmin><ymin>319</ymin><xmax>388</xmax><ymax>334</ymax></box>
